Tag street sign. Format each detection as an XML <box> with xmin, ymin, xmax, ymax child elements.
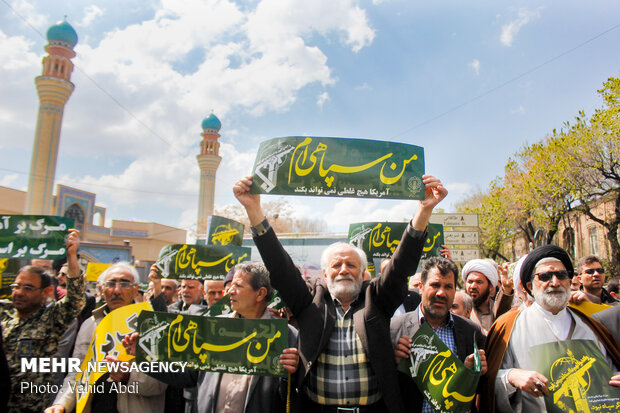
<box><xmin>444</xmin><ymin>231</ymin><xmax>479</xmax><ymax>245</ymax></box>
<box><xmin>430</xmin><ymin>214</ymin><xmax>478</xmax><ymax>227</ymax></box>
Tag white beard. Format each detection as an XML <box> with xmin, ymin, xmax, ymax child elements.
<box><xmin>532</xmin><ymin>283</ymin><xmax>570</xmax><ymax>313</ymax></box>
<box><xmin>326</xmin><ymin>274</ymin><xmax>362</xmax><ymax>303</ymax></box>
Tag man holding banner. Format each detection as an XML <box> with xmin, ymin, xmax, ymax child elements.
<box><xmin>125</xmin><ymin>261</ymin><xmax>300</xmax><ymax>413</ymax></box>
<box><xmin>481</xmin><ymin>245</ymin><xmax>620</xmax><ymax>413</ymax></box>
<box><xmin>391</xmin><ymin>257</ymin><xmax>486</xmax><ymax>412</ymax></box>
<box><xmin>48</xmin><ymin>262</ymin><xmax>167</xmax><ymax>413</ymax></box>
<box><xmin>233</xmin><ymin>174</ymin><xmax>447</xmax><ymax>413</ymax></box>
<box><xmin>1</xmin><ymin>228</ymin><xmax>85</xmax><ymax>413</ymax></box>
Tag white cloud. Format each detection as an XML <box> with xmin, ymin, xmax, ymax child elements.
<box><xmin>511</xmin><ymin>105</ymin><xmax>526</xmax><ymax>115</ymax></box>
<box><xmin>76</xmin><ymin>5</ymin><xmax>104</xmax><ymax>27</ymax></box>
<box><xmin>500</xmin><ymin>8</ymin><xmax>540</xmax><ymax>47</ymax></box>
<box><xmin>469</xmin><ymin>59</ymin><xmax>480</xmax><ymax>75</ymax></box>
<box><xmin>9</xmin><ymin>0</ymin><xmax>47</xmax><ymax>29</ymax></box>
<box><xmin>355</xmin><ymin>82</ymin><xmax>371</xmax><ymax>91</ymax></box>
<box><xmin>317</xmin><ymin>91</ymin><xmax>330</xmax><ymax>108</ymax></box>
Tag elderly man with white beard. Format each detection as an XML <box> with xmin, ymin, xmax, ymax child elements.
<box><xmin>478</xmin><ymin>245</ymin><xmax>620</xmax><ymax>413</ymax></box>
<box><xmin>234</xmin><ymin>174</ymin><xmax>447</xmax><ymax>413</ymax></box>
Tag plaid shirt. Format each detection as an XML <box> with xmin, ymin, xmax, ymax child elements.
<box><xmin>304</xmin><ymin>298</ymin><xmax>381</xmax><ymax>406</ymax></box>
<box><xmin>419</xmin><ymin>311</ymin><xmax>457</xmax><ymax>413</ymax></box>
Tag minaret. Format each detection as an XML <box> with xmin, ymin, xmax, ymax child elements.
<box><xmin>196</xmin><ymin>113</ymin><xmax>222</xmax><ymax>239</ymax></box>
<box><xmin>25</xmin><ymin>19</ymin><xmax>78</xmax><ymax>215</ymax></box>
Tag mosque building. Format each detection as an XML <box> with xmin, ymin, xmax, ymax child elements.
<box><xmin>0</xmin><ymin>20</ymin><xmax>227</xmax><ymax>278</ymax></box>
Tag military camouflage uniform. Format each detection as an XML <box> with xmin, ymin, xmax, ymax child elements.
<box><xmin>0</xmin><ymin>275</ymin><xmax>85</xmax><ymax>413</ymax></box>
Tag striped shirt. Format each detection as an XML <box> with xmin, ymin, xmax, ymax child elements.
<box><xmin>304</xmin><ymin>298</ymin><xmax>381</xmax><ymax>406</ymax></box>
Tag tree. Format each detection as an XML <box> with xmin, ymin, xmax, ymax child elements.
<box><xmin>560</xmin><ymin>77</ymin><xmax>620</xmax><ymax>274</ymax></box>
<box><xmin>215</xmin><ymin>198</ymin><xmax>327</xmax><ymax>235</ymax></box>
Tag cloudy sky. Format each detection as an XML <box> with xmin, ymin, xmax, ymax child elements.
<box><xmin>1</xmin><ymin>0</ymin><xmax>619</xmax><ymax>237</ymax></box>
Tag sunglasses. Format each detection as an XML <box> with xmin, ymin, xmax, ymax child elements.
<box><xmin>583</xmin><ymin>267</ymin><xmax>605</xmax><ymax>275</ymax></box>
<box><xmin>535</xmin><ymin>270</ymin><xmax>570</xmax><ymax>282</ymax></box>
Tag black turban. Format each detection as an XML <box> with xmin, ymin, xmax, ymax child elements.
<box><xmin>520</xmin><ymin>244</ymin><xmax>574</xmax><ymax>296</ymax></box>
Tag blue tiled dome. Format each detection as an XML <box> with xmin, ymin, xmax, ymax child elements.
<box><xmin>46</xmin><ymin>20</ymin><xmax>78</xmax><ymax>48</ymax></box>
<box><xmin>201</xmin><ymin>113</ymin><xmax>221</xmax><ymax>131</ymax></box>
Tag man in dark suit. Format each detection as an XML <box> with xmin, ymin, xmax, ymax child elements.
<box><xmin>234</xmin><ymin>174</ymin><xmax>447</xmax><ymax>413</ymax></box>
<box><xmin>391</xmin><ymin>257</ymin><xmax>487</xmax><ymax>412</ymax></box>
<box><xmin>593</xmin><ymin>305</ymin><xmax>620</xmax><ymax>343</ymax></box>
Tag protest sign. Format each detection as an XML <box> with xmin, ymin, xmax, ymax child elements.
<box><xmin>75</xmin><ymin>301</ymin><xmax>152</xmax><ymax>413</ymax></box>
<box><xmin>0</xmin><ymin>215</ymin><xmax>73</xmax><ymax>259</ymax></box>
<box><xmin>136</xmin><ymin>310</ymin><xmax>289</xmax><ymax>377</ymax></box>
<box><xmin>156</xmin><ymin>244</ymin><xmax>250</xmax><ymax>280</ymax></box>
<box><xmin>398</xmin><ymin>323</ymin><xmax>480</xmax><ymax>413</ymax></box>
<box><xmin>348</xmin><ymin>222</ymin><xmax>444</xmax><ymax>261</ymax></box>
<box><xmin>569</xmin><ymin>301</ymin><xmax>612</xmax><ymax>317</ymax></box>
<box><xmin>206</xmin><ymin>216</ymin><xmax>245</xmax><ymax>247</ymax></box>
<box><xmin>530</xmin><ymin>339</ymin><xmax>620</xmax><ymax>412</ymax></box>
<box><xmin>85</xmin><ymin>262</ymin><xmax>112</xmax><ymax>282</ymax></box>
<box><xmin>251</xmin><ymin>137</ymin><xmax>425</xmax><ymax>199</ymax></box>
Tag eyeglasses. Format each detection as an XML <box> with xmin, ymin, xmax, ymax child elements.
<box><xmin>535</xmin><ymin>270</ymin><xmax>570</xmax><ymax>282</ymax></box>
<box><xmin>583</xmin><ymin>267</ymin><xmax>605</xmax><ymax>275</ymax></box>
<box><xmin>103</xmin><ymin>280</ymin><xmax>135</xmax><ymax>289</ymax></box>
<box><xmin>10</xmin><ymin>284</ymin><xmax>43</xmax><ymax>292</ymax></box>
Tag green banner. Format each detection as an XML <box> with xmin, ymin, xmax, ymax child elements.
<box><xmin>136</xmin><ymin>310</ymin><xmax>288</xmax><ymax>377</ymax></box>
<box><xmin>348</xmin><ymin>222</ymin><xmax>444</xmax><ymax>261</ymax></box>
<box><xmin>156</xmin><ymin>244</ymin><xmax>250</xmax><ymax>280</ymax></box>
<box><xmin>530</xmin><ymin>339</ymin><xmax>620</xmax><ymax>412</ymax></box>
<box><xmin>250</xmin><ymin>137</ymin><xmax>425</xmax><ymax>199</ymax></box>
<box><xmin>398</xmin><ymin>323</ymin><xmax>480</xmax><ymax>413</ymax></box>
<box><xmin>206</xmin><ymin>216</ymin><xmax>245</xmax><ymax>247</ymax></box>
<box><xmin>0</xmin><ymin>215</ymin><xmax>74</xmax><ymax>259</ymax></box>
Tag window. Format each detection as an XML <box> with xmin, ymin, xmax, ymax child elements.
<box><xmin>589</xmin><ymin>227</ymin><xmax>599</xmax><ymax>256</ymax></box>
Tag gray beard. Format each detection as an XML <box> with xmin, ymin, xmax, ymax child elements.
<box><xmin>533</xmin><ymin>285</ymin><xmax>569</xmax><ymax>313</ymax></box>
<box><xmin>326</xmin><ymin>274</ymin><xmax>362</xmax><ymax>303</ymax></box>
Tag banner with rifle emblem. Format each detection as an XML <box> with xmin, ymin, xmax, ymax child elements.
<box><xmin>530</xmin><ymin>339</ymin><xmax>620</xmax><ymax>412</ymax></box>
<box><xmin>156</xmin><ymin>244</ymin><xmax>250</xmax><ymax>280</ymax></box>
<box><xmin>206</xmin><ymin>216</ymin><xmax>244</xmax><ymax>247</ymax></box>
<box><xmin>397</xmin><ymin>323</ymin><xmax>480</xmax><ymax>413</ymax></box>
<box><xmin>136</xmin><ymin>310</ymin><xmax>289</xmax><ymax>377</ymax></box>
<box><xmin>348</xmin><ymin>222</ymin><xmax>444</xmax><ymax>261</ymax></box>
<box><xmin>251</xmin><ymin>137</ymin><xmax>425</xmax><ymax>199</ymax></box>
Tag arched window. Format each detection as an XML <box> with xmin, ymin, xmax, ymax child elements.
<box><xmin>64</xmin><ymin>203</ymin><xmax>85</xmax><ymax>228</ymax></box>
<box><xmin>563</xmin><ymin>228</ymin><xmax>575</xmax><ymax>259</ymax></box>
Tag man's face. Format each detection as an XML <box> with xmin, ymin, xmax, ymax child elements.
<box><xmin>12</xmin><ymin>271</ymin><xmax>48</xmax><ymax>316</ymax></box>
<box><xmin>465</xmin><ymin>272</ymin><xmax>491</xmax><ymax>308</ymax></box>
<box><xmin>421</xmin><ymin>267</ymin><xmax>456</xmax><ymax>321</ymax></box>
<box><xmin>228</xmin><ymin>271</ymin><xmax>263</xmax><ymax>317</ymax></box>
<box><xmin>578</xmin><ymin>262</ymin><xmax>605</xmax><ymax>292</ymax></box>
<box><xmin>324</xmin><ymin>246</ymin><xmax>363</xmax><ymax>303</ymax></box>
<box><xmin>180</xmin><ymin>280</ymin><xmax>203</xmax><ymax>306</ymax></box>
<box><xmin>102</xmin><ymin>269</ymin><xmax>137</xmax><ymax>311</ymax></box>
<box><xmin>570</xmin><ymin>275</ymin><xmax>581</xmax><ymax>291</ymax></box>
<box><xmin>57</xmin><ymin>264</ymin><xmax>68</xmax><ymax>288</ymax></box>
<box><xmin>161</xmin><ymin>279</ymin><xmax>178</xmax><ymax>305</ymax></box>
<box><xmin>450</xmin><ymin>291</ymin><xmax>470</xmax><ymax>318</ymax></box>
<box><xmin>528</xmin><ymin>261</ymin><xmax>571</xmax><ymax>314</ymax></box>
<box><xmin>204</xmin><ymin>280</ymin><xmax>224</xmax><ymax>307</ymax></box>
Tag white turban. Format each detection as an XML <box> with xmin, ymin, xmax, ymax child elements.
<box><xmin>461</xmin><ymin>259</ymin><xmax>499</xmax><ymax>288</ymax></box>
<box><xmin>512</xmin><ymin>254</ymin><xmax>528</xmax><ymax>294</ymax></box>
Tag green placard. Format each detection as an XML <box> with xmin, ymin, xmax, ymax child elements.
<box><xmin>156</xmin><ymin>244</ymin><xmax>250</xmax><ymax>280</ymax></box>
<box><xmin>251</xmin><ymin>137</ymin><xmax>425</xmax><ymax>199</ymax></box>
<box><xmin>398</xmin><ymin>322</ymin><xmax>480</xmax><ymax>413</ymax></box>
<box><xmin>348</xmin><ymin>222</ymin><xmax>444</xmax><ymax>261</ymax></box>
<box><xmin>530</xmin><ymin>339</ymin><xmax>620</xmax><ymax>412</ymax></box>
<box><xmin>0</xmin><ymin>215</ymin><xmax>74</xmax><ymax>259</ymax></box>
<box><xmin>206</xmin><ymin>216</ymin><xmax>244</xmax><ymax>247</ymax></box>
<box><xmin>136</xmin><ymin>310</ymin><xmax>289</xmax><ymax>377</ymax></box>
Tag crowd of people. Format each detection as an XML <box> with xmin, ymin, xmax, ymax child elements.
<box><xmin>1</xmin><ymin>173</ymin><xmax>619</xmax><ymax>413</ymax></box>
